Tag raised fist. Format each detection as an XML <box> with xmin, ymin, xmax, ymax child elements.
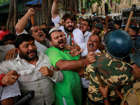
<box><xmin>27</xmin><ymin>8</ymin><xmax>35</xmax><ymax>16</ymax></box>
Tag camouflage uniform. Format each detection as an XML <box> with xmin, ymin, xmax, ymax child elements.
<box><xmin>85</xmin><ymin>53</ymin><xmax>135</xmax><ymax>104</ymax></box>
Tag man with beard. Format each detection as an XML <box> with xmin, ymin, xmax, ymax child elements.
<box><xmin>46</xmin><ymin>27</ymin><xmax>95</xmax><ymax>105</ymax></box>
<box><xmin>51</xmin><ymin>0</ymin><xmax>75</xmax><ymax>45</ymax></box>
<box><xmin>55</xmin><ymin>14</ymin><xmax>75</xmax><ymax>45</ymax></box>
<box><xmin>15</xmin><ymin>8</ymin><xmax>50</xmax><ymax>53</ymax></box>
<box><xmin>0</xmin><ymin>34</ymin><xmax>63</xmax><ymax>105</ymax></box>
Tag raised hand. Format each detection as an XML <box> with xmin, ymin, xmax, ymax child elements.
<box><xmin>27</xmin><ymin>8</ymin><xmax>35</xmax><ymax>16</ymax></box>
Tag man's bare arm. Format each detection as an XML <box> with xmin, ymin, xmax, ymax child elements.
<box><xmin>56</xmin><ymin>52</ymin><xmax>96</xmax><ymax>71</ymax></box>
<box><xmin>51</xmin><ymin>0</ymin><xmax>59</xmax><ymax>19</ymax></box>
<box><xmin>56</xmin><ymin>59</ymin><xmax>88</xmax><ymax>71</ymax></box>
<box><xmin>15</xmin><ymin>8</ymin><xmax>35</xmax><ymax>34</ymax></box>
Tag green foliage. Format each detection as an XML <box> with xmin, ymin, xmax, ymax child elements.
<box><xmin>0</xmin><ymin>0</ymin><xmax>9</xmax><ymax>4</ymax></box>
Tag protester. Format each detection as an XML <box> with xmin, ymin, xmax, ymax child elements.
<box><xmin>15</xmin><ymin>8</ymin><xmax>50</xmax><ymax>53</ymax></box>
<box><xmin>51</xmin><ymin>0</ymin><xmax>76</xmax><ymax>46</ymax></box>
<box><xmin>0</xmin><ymin>1</ymin><xmax>140</xmax><ymax>105</ymax></box>
<box><xmin>0</xmin><ymin>34</ymin><xmax>63</xmax><ymax>105</ymax></box>
<box><xmin>0</xmin><ymin>26</ymin><xmax>9</xmax><ymax>41</ymax></box>
<box><xmin>0</xmin><ymin>33</ymin><xmax>16</xmax><ymax>62</ymax></box>
<box><xmin>73</xmin><ymin>18</ymin><xmax>91</xmax><ymax>56</ymax></box>
<box><xmin>46</xmin><ymin>27</ymin><xmax>95</xmax><ymax>105</ymax></box>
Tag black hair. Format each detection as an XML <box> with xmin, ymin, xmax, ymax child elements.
<box><xmin>129</xmin><ymin>25</ymin><xmax>138</xmax><ymax>34</ymax></box>
<box><xmin>108</xmin><ymin>21</ymin><xmax>115</xmax><ymax>31</ymax></box>
<box><xmin>2</xmin><ymin>33</ymin><xmax>16</xmax><ymax>43</ymax></box>
<box><xmin>81</xmin><ymin>18</ymin><xmax>90</xmax><ymax>24</ymax></box>
<box><xmin>15</xmin><ymin>34</ymin><xmax>34</xmax><ymax>48</ymax></box>
<box><xmin>95</xmin><ymin>23</ymin><xmax>103</xmax><ymax>30</ymax></box>
<box><xmin>46</xmin><ymin>33</ymin><xmax>52</xmax><ymax>41</ymax></box>
<box><xmin>62</xmin><ymin>14</ymin><xmax>75</xmax><ymax>22</ymax></box>
<box><xmin>114</xmin><ymin>20</ymin><xmax>122</xmax><ymax>26</ymax></box>
<box><xmin>82</xmin><ymin>18</ymin><xmax>92</xmax><ymax>30</ymax></box>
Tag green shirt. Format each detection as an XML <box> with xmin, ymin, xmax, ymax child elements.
<box><xmin>46</xmin><ymin>47</ymin><xmax>82</xmax><ymax>103</ymax></box>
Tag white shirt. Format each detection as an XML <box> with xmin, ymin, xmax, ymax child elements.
<box><xmin>52</xmin><ymin>15</ymin><xmax>61</xmax><ymax>27</ymax></box>
<box><xmin>52</xmin><ymin>15</ymin><xmax>75</xmax><ymax>45</ymax></box>
<box><xmin>35</xmin><ymin>40</ymin><xmax>48</xmax><ymax>53</ymax></box>
<box><xmin>0</xmin><ymin>52</ymin><xmax>63</xmax><ymax>105</ymax></box>
<box><xmin>73</xmin><ymin>28</ymin><xmax>91</xmax><ymax>56</ymax></box>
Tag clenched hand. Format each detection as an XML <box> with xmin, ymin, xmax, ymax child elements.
<box><xmin>39</xmin><ymin>66</ymin><xmax>53</xmax><ymax>77</ymax></box>
<box><xmin>2</xmin><ymin>70</ymin><xmax>20</xmax><ymax>86</ymax></box>
<box><xmin>86</xmin><ymin>52</ymin><xmax>96</xmax><ymax>64</ymax></box>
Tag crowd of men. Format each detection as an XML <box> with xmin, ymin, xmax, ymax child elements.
<box><xmin>0</xmin><ymin>0</ymin><xmax>140</xmax><ymax>105</ymax></box>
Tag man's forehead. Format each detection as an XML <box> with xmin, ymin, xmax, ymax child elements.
<box><xmin>65</xmin><ymin>18</ymin><xmax>73</xmax><ymax>22</ymax></box>
<box><xmin>52</xmin><ymin>31</ymin><xmax>64</xmax><ymax>34</ymax></box>
<box><xmin>90</xmin><ymin>35</ymin><xmax>99</xmax><ymax>40</ymax></box>
<box><xmin>82</xmin><ymin>20</ymin><xmax>88</xmax><ymax>23</ymax></box>
<box><xmin>31</xmin><ymin>26</ymin><xmax>40</xmax><ymax>30</ymax></box>
<box><xmin>81</xmin><ymin>20</ymin><xmax>88</xmax><ymax>25</ymax></box>
<box><xmin>51</xmin><ymin>31</ymin><xmax>65</xmax><ymax>36</ymax></box>
<box><xmin>20</xmin><ymin>40</ymin><xmax>34</xmax><ymax>45</ymax></box>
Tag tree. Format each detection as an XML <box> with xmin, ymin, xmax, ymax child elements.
<box><xmin>41</xmin><ymin>0</ymin><xmax>53</xmax><ymax>25</ymax></box>
<box><xmin>63</xmin><ymin>0</ymin><xmax>78</xmax><ymax>13</ymax></box>
<box><xmin>7</xmin><ymin>0</ymin><xmax>17</xmax><ymax>33</ymax></box>
<box><xmin>91</xmin><ymin>0</ymin><xmax>102</xmax><ymax>15</ymax></box>
<box><xmin>111</xmin><ymin>0</ymin><xmax>121</xmax><ymax>12</ymax></box>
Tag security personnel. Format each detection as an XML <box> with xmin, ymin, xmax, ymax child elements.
<box><xmin>85</xmin><ymin>30</ymin><xmax>135</xmax><ymax>105</ymax></box>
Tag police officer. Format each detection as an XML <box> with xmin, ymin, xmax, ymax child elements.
<box><xmin>85</xmin><ymin>30</ymin><xmax>137</xmax><ymax>105</ymax></box>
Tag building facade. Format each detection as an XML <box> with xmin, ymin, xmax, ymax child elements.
<box><xmin>91</xmin><ymin>0</ymin><xmax>140</xmax><ymax>16</ymax></box>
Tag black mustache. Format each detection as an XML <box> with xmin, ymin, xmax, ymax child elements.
<box><xmin>89</xmin><ymin>44</ymin><xmax>94</xmax><ymax>47</ymax></box>
<box><xmin>58</xmin><ymin>40</ymin><xmax>64</xmax><ymax>44</ymax></box>
<box><xmin>68</xmin><ymin>26</ymin><xmax>73</xmax><ymax>28</ymax></box>
<box><xmin>27</xmin><ymin>50</ymin><xmax>36</xmax><ymax>54</ymax></box>
<box><xmin>39</xmin><ymin>34</ymin><xmax>43</xmax><ymax>37</ymax></box>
